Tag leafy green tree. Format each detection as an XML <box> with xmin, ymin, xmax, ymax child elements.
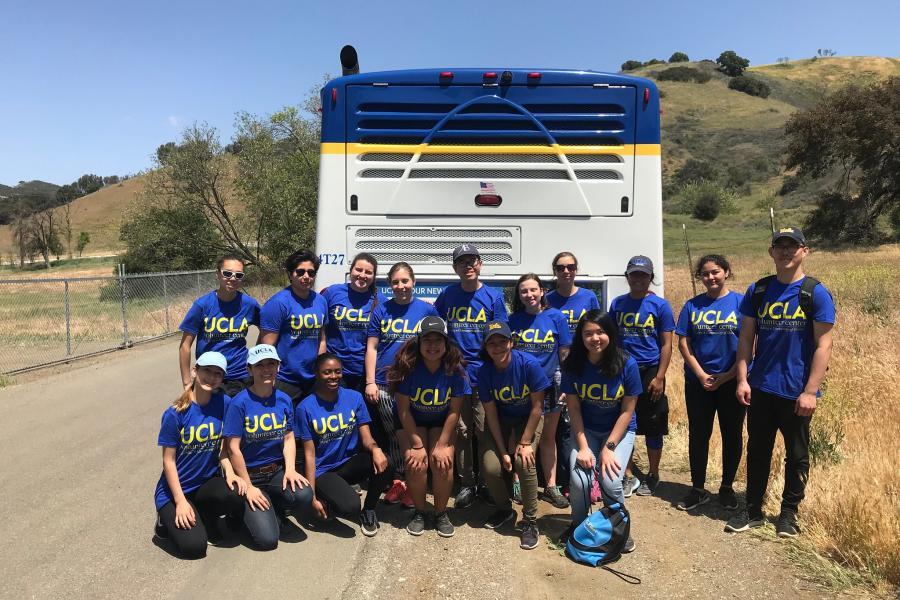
<box><xmin>76</xmin><ymin>231</ymin><xmax>91</xmax><ymax>257</ymax></box>
<box><xmin>621</xmin><ymin>60</ymin><xmax>643</xmax><ymax>72</ymax></box>
<box><xmin>120</xmin><ymin>202</ymin><xmax>220</xmax><ymax>272</ymax></box>
<box><xmin>669</xmin><ymin>52</ymin><xmax>689</xmax><ymax>63</ymax></box>
<box><xmin>75</xmin><ymin>174</ymin><xmax>103</xmax><ymax>196</ymax></box>
<box><xmin>784</xmin><ymin>76</ymin><xmax>900</xmax><ymax>245</ymax></box>
<box><xmin>716</xmin><ymin>50</ymin><xmax>750</xmax><ymax>77</ymax></box>
<box><xmin>728</xmin><ymin>76</ymin><xmax>770</xmax><ymax>98</ymax></box>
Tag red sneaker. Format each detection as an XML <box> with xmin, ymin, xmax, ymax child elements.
<box><xmin>400</xmin><ymin>485</ymin><xmax>415</xmax><ymax>508</ymax></box>
<box><xmin>383</xmin><ymin>479</ymin><xmax>406</xmax><ymax>505</ymax></box>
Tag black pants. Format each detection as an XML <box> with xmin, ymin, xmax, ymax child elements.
<box><xmin>157</xmin><ymin>476</ymin><xmax>244</xmax><ymax>559</ymax></box>
<box><xmin>684</xmin><ymin>378</ymin><xmax>745</xmax><ymax>490</ymax></box>
<box><xmin>316</xmin><ymin>452</ymin><xmax>392</xmax><ymax>516</ymax></box>
<box><xmin>745</xmin><ymin>389</ymin><xmax>811</xmax><ymax>517</ymax></box>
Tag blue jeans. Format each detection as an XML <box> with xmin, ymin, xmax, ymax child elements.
<box><xmin>568</xmin><ymin>429</ymin><xmax>636</xmax><ymax>526</ymax></box>
<box><xmin>243</xmin><ymin>467</ymin><xmax>314</xmax><ymax>550</ymax></box>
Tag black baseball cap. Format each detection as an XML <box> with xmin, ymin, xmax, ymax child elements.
<box><xmin>418</xmin><ymin>316</ymin><xmax>448</xmax><ymax>339</ymax></box>
<box><xmin>452</xmin><ymin>244</ymin><xmax>480</xmax><ymax>262</ymax></box>
<box><xmin>482</xmin><ymin>320</ymin><xmax>512</xmax><ymax>345</ymax></box>
<box><xmin>626</xmin><ymin>255</ymin><xmax>654</xmax><ymax>275</ymax></box>
<box><xmin>772</xmin><ymin>226</ymin><xmax>806</xmax><ymax>246</ymax></box>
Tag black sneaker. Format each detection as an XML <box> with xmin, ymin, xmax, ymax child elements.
<box><xmin>360</xmin><ymin>509</ymin><xmax>379</xmax><ymax>537</ymax></box>
<box><xmin>776</xmin><ymin>511</ymin><xmax>800</xmax><ymax>538</ymax></box>
<box><xmin>724</xmin><ymin>511</ymin><xmax>765</xmax><ymax>533</ymax></box>
<box><xmin>406</xmin><ymin>510</ymin><xmax>427</xmax><ymax>536</ymax></box>
<box><xmin>484</xmin><ymin>508</ymin><xmax>516</xmax><ymax>530</ymax></box>
<box><xmin>153</xmin><ymin>516</ymin><xmax>168</xmax><ymax>540</ymax></box>
<box><xmin>206</xmin><ymin>515</ymin><xmax>226</xmax><ymax>546</ymax></box>
<box><xmin>557</xmin><ymin>523</ymin><xmax>576</xmax><ymax>545</ymax></box>
<box><xmin>454</xmin><ymin>485</ymin><xmax>477</xmax><ymax>509</ymax></box>
<box><xmin>677</xmin><ymin>488</ymin><xmax>710</xmax><ymax>511</ymax></box>
<box><xmin>622</xmin><ymin>536</ymin><xmax>636</xmax><ymax>553</ymax></box>
<box><xmin>479</xmin><ymin>485</ymin><xmax>496</xmax><ymax>507</ymax></box>
<box><xmin>520</xmin><ymin>521</ymin><xmax>540</xmax><ymax>550</ymax></box>
<box><xmin>718</xmin><ymin>487</ymin><xmax>739</xmax><ymax>510</ymax></box>
<box><xmin>540</xmin><ymin>485</ymin><xmax>570</xmax><ymax>509</ymax></box>
<box><xmin>636</xmin><ymin>473</ymin><xmax>660</xmax><ymax>496</ymax></box>
<box><xmin>434</xmin><ymin>511</ymin><xmax>455</xmax><ymax>538</ymax></box>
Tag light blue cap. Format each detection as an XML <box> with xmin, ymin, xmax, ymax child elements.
<box><xmin>196</xmin><ymin>351</ymin><xmax>228</xmax><ymax>373</ymax></box>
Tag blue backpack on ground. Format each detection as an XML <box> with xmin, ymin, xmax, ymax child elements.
<box><xmin>566</xmin><ymin>501</ymin><xmax>641</xmax><ymax>584</ymax></box>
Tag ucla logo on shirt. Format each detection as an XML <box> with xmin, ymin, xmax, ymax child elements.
<box><xmin>333</xmin><ymin>307</ymin><xmax>369</xmax><ymax>323</ymax></box>
<box><xmin>311</xmin><ymin>410</ymin><xmax>357</xmax><ymax>434</ymax></box>
<box><xmin>203</xmin><ymin>316</ymin><xmax>250</xmax><ymax>334</ymax></box>
<box><xmin>491</xmin><ymin>384</ymin><xmax>531</xmax><ymax>404</ymax></box>
<box><xmin>180</xmin><ymin>422</ymin><xmax>222</xmax><ymax>445</ymax></box>
<box><xmin>757</xmin><ymin>301</ymin><xmax>806</xmax><ymax>321</ymax></box>
<box><xmin>618</xmin><ymin>312</ymin><xmax>655</xmax><ymax>329</ymax></box>
<box><xmin>244</xmin><ymin>412</ymin><xmax>288</xmax><ymax>433</ymax></box>
<box><xmin>447</xmin><ymin>306</ymin><xmax>487</xmax><ymax>323</ymax></box>
<box><xmin>410</xmin><ymin>386</ymin><xmax>452</xmax><ymax>407</ymax></box>
<box><xmin>691</xmin><ymin>310</ymin><xmax>738</xmax><ymax>326</ymax></box>
<box><xmin>561</xmin><ymin>308</ymin><xmax>587</xmax><ymax>324</ymax></box>
<box><xmin>517</xmin><ymin>328</ymin><xmax>555</xmax><ymax>344</ymax></box>
<box><xmin>381</xmin><ymin>318</ymin><xmax>419</xmax><ymax>335</ymax></box>
<box><xmin>290</xmin><ymin>313</ymin><xmax>323</xmax><ymax>331</ymax></box>
<box><xmin>574</xmin><ymin>382</ymin><xmax>625</xmax><ymax>405</ymax></box>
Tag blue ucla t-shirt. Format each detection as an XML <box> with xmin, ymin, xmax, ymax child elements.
<box><xmin>179</xmin><ymin>291</ymin><xmax>261</xmax><ymax>380</ymax></box>
<box><xmin>478</xmin><ymin>350</ymin><xmax>550</xmax><ymax>420</ymax></box>
<box><xmin>739</xmin><ymin>277</ymin><xmax>835</xmax><ymax>400</ymax></box>
<box><xmin>434</xmin><ymin>283</ymin><xmax>508</xmax><ymax>387</ymax></box>
<box><xmin>396</xmin><ymin>362</ymin><xmax>472</xmax><ymax>426</ymax></box>
<box><xmin>546</xmin><ymin>288</ymin><xmax>601</xmax><ymax>334</ymax></box>
<box><xmin>562</xmin><ymin>356</ymin><xmax>642</xmax><ymax>433</ymax></box>
<box><xmin>322</xmin><ymin>284</ymin><xmax>386</xmax><ymax>378</ymax></box>
<box><xmin>675</xmin><ymin>291</ymin><xmax>744</xmax><ymax>382</ymax></box>
<box><xmin>295</xmin><ymin>388</ymin><xmax>371</xmax><ymax>477</ymax></box>
<box><xmin>367</xmin><ymin>299</ymin><xmax>439</xmax><ymax>385</ymax></box>
<box><xmin>154</xmin><ymin>393</ymin><xmax>228</xmax><ymax>509</ymax></box>
<box><xmin>509</xmin><ymin>309</ymin><xmax>573</xmax><ymax>378</ymax></box>
<box><xmin>609</xmin><ymin>293</ymin><xmax>675</xmax><ymax>366</ymax></box>
<box><xmin>224</xmin><ymin>388</ymin><xmax>293</xmax><ymax>469</ymax></box>
<box><xmin>259</xmin><ymin>287</ymin><xmax>329</xmax><ymax>385</ymax></box>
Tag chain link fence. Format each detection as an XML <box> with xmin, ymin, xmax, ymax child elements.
<box><xmin>0</xmin><ymin>269</ymin><xmax>221</xmax><ymax>374</ymax></box>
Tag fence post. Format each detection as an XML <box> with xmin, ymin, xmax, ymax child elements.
<box><xmin>119</xmin><ymin>263</ymin><xmax>130</xmax><ymax>347</ymax></box>
<box><xmin>64</xmin><ymin>279</ymin><xmax>72</xmax><ymax>356</ymax></box>
<box><xmin>682</xmin><ymin>224</ymin><xmax>697</xmax><ymax>296</ymax></box>
<box><xmin>163</xmin><ymin>273</ymin><xmax>170</xmax><ymax>333</ymax></box>
<box><xmin>196</xmin><ymin>272</ymin><xmax>201</xmax><ymax>297</ymax></box>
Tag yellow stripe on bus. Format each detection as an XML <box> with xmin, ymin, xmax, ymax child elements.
<box><xmin>320</xmin><ymin>143</ymin><xmax>661</xmax><ymax>156</ymax></box>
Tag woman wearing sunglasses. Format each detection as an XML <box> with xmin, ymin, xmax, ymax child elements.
<box><xmin>259</xmin><ymin>249</ymin><xmax>329</xmax><ymax>402</ymax></box>
<box><xmin>179</xmin><ymin>254</ymin><xmax>261</xmax><ymax>397</ymax></box>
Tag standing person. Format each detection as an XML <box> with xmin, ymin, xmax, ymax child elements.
<box><xmin>478</xmin><ymin>321</ymin><xmax>549</xmax><ymax>550</ymax></box>
<box><xmin>224</xmin><ymin>344</ymin><xmax>314</xmax><ymax>550</ymax></box>
<box><xmin>365</xmin><ymin>262</ymin><xmax>438</xmax><ymax>506</ymax></box>
<box><xmin>296</xmin><ymin>353</ymin><xmax>392</xmax><ymax>537</ymax></box>
<box><xmin>509</xmin><ymin>273</ymin><xmax>572</xmax><ymax>509</ymax></box>
<box><xmin>609</xmin><ymin>255</ymin><xmax>675</xmax><ymax>497</ymax></box>
<box><xmin>259</xmin><ymin>249</ymin><xmax>328</xmax><ymax>402</ymax></box>
<box><xmin>323</xmin><ymin>252</ymin><xmax>386</xmax><ymax>391</ymax></box>
<box><xmin>179</xmin><ymin>254</ymin><xmax>260</xmax><ymax>397</ymax></box>
<box><xmin>388</xmin><ymin>316</ymin><xmax>470</xmax><ymax>538</ymax></box>
<box><xmin>434</xmin><ymin>244</ymin><xmax>508</xmax><ymax>509</ymax></box>
<box><xmin>726</xmin><ymin>227</ymin><xmax>834</xmax><ymax>538</ymax></box>
<box><xmin>154</xmin><ymin>352</ymin><xmax>246</xmax><ymax>558</ymax></box>
<box><xmin>561</xmin><ymin>310</ymin><xmax>639</xmax><ymax>552</ymax></box>
<box><xmin>675</xmin><ymin>255</ymin><xmax>745</xmax><ymax>511</ymax></box>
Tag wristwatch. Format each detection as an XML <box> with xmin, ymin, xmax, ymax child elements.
<box><xmin>606</xmin><ymin>440</ymin><xmax>617</xmax><ymax>450</ymax></box>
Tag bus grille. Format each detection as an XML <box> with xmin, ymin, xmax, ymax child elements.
<box><xmin>348</xmin><ymin>227</ymin><xmax>520</xmax><ymax>265</ymax></box>
<box><xmin>355</xmin><ymin>228</ymin><xmax>512</xmax><ymax>239</ymax></box>
<box><xmin>408</xmin><ymin>169</ymin><xmax>569</xmax><ymax>179</ymax></box>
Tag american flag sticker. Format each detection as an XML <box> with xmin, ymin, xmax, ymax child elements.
<box><xmin>480</xmin><ymin>182</ymin><xmax>497</xmax><ymax>194</ymax></box>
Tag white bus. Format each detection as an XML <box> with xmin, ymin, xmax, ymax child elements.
<box><xmin>314</xmin><ymin>55</ymin><xmax>662</xmax><ymax>306</ymax></box>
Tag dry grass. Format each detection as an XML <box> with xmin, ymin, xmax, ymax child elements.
<box><xmin>659</xmin><ymin>244</ymin><xmax>900</xmax><ymax>590</ymax></box>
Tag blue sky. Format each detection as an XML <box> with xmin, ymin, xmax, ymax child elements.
<box><xmin>1</xmin><ymin>0</ymin><xmax>897</xmax><ymax>185</ymax></box>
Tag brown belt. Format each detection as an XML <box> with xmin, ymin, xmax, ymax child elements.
<box><xmin>247</xmin><ymin>461</ymin><xmax>282</xmax><ymax>476</ymax></box>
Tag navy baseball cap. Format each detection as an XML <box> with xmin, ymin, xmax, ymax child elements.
<box><xmin>626</xmin><ymin>255</ymin><xmax>654</xmax><ymax>275</ymax></box>
<box><xmin>482</xmin><ymin>320</ymin><xmax>512</xmax><ymax>345</ymax></box>
<box><xmin>452</xmin><ymin>244</ymin><xmax>480</xmax><ymax>262</ymax></box>
<box><xmin>772</xmin><ymin>226</ymin><xmax>806</xmax><ymax>246</ymax></box>
<box><xmin>418</xmin><ymin>316</ymin><xmax>449</xmax><ymax>339</ymax></box>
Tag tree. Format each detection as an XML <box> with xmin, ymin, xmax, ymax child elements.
<box><xmin>669</xmin><ymin>52</ymin><xmax>689</xmax><ymax>63</ymax></box>
<box><xmin>76</xmin><ymin>231</ymin><xmax>91</xmax><ymax>257</ymax></box>
<box><xmin>716</xmin><ymin>50</ymin><xmax>750</xmax><ymax>77</ymax></box>
<box><xmin>75</xmin><ymin>174</ymin><xmax>103</xmax><ymax>196</ymax></box>
<box><xmin>621</xmin><ymin>60</ymin><xmax>643</xmax><ymax>72</ymax></box>
<box><xmin>120</xmin><ymin>202</ymin><xmax>220</xmax><ymax>272</ymax></box>
<box><xmin>728</xmin><ymin>76</ymin><xmax>771</xmax><ymax>98</ymax></box>
<box><xmin>28</xmin><ymin>209</ymin><xmax>60</xmax><ymax>268</ymax></box>
<box><xmin>103</xmin><ymin>175</ymin><xmax>120</xmax><ymax>186</ymax></box>
<box><xmin>61</xmin><ymin>201</ymin><xmax>74</xmax><ymax>259</ymax></box>
<box><xmin>784</xmin><ymin>76</ymin><xmax>900</xmax><ymax>245</ymax></box>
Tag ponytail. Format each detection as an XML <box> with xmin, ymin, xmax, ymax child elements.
<box><xmin>173</xmin><ymin>381</ymin><xmax>195</xmax><ymax>413</ymax></box>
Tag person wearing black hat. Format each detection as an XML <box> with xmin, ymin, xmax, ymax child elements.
<box><xmin>726</xmin><ymin>227</ymin><xmax>835</xmax><ymax>538</ymax></box>
<box><xmin>434</xmin><ymin>244</ymin><xmax>509</xmax><ymax>509</ymax></box>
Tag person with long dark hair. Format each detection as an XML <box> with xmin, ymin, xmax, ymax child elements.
<box><xmin>675</xmin><ymin>254</ymin><xmax>745</xmax><ymax>511</ymax></box>
<box><xmin>387</xmin><ymin>316</ymin><xmax>470</xmax><ymax>538</ymax></box>
<box><xmin>560</xmin><ymin>310</ymin><xmax>640</xmax><ymax>552</ymax></box>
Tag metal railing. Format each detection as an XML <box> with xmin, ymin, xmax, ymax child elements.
<box><xmin>0</xmin><ymin>269</ymin><xmax>221</xmax><ymax>374</ymax></box>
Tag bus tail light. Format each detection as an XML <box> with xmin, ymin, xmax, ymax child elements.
<box><xmin>528</xmin><ymin>72</ymin><xmax>542</xmax><ymax>79</ymax></box>
<box><xmin>475</xmin><ymin>194</ymin><xmax>502</xmax><ymax>207</ymax></box>
<box><xmin>643</xmin><ymin>88</ymin><xmax>650</xmax><ymax>103</ymax></box>
<box><xmin>331</xmin><ymin>88</ymin><xmax>338</xmax><ymax>106</ymax></box>
<box><xmin>440</xmin><ymin>71</ymin><xmax>454</xmax><ymax>79</ymax></box>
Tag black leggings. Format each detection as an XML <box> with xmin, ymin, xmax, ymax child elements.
<box><xmin>157</xmin><ymin>476</ymin><xmax>244</xmax><ymax>559</ymax></box>
<box><xmin>685</xmin><ymin>378</ymin><xmax>745</xmax><ymax>490</ymax></box>
<box><xmin>315</xmin><ymin>452</ymin><xmax>392</xmax><ymax>516</ymax></box>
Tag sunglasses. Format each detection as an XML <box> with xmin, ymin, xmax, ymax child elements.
<box><xmin>293</xmin><ymin>268</ymin><xmax>318</xmax><ymax>277</ymax></box>
<box><xmin>220</xmin><ymin>270</ymin><xmax>245</xmax><ymax>280</ymax></box>
<box><xmin>554</xmin><ymin>264</ymin><xmax>577</xmax><ymax>273</ymax></box>
<box><xmin>454</xmin><ymin>258</ymin><xmax>479</xmax><ymax>268</ymax></box>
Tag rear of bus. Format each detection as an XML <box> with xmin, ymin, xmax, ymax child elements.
<box><xmin>315</xmin><ymin>68</ymin><xmax>662</xmax><ymax>307</ymax></box>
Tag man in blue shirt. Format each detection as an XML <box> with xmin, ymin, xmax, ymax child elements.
<box><xmin>726</xmin><ymin>227</ymin><xmax>835</xmax><ymax>538</ymax></box>
<box><xmin>434</xmin><ymin>244</ymin><xmax>508</xmax><ymax>508</ymax></box>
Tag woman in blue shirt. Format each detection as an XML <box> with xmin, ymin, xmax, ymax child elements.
<box><xmin>561</xmin><ymin>310</ymin><xmax>640</xmax><ymax>553</ymax></box>
<box><xmin>296</xmin><ymin>353</ymin><xmax>391</xmax><ymax>537</ymax></box>
<box><xmin>387</xmin><ymin>316</ymin><xmax>470</xmax><ymax>538</ymax></box>
<box><xmin>323</xmin><ymin>252</ymin><xmax>386</xmax><ymax>391</ymax></box>
<box><xmin>509</xmin><ymin>273</ymin><xmax>572</xmax><ymax>510</ymax></box>
<box><xmin>224</xmin><ymin>344</ymin><xmax>314</xmax><ymax>550</ymax></box>
<box><xmin>154</xmin><ymin>351</ymin><xmax>246</xmax><ymax>558</ymax></box>
<box><xmin>676</xmin><ymin>255</ymin><xmax>745</xmax><ymax>512</ymax></box>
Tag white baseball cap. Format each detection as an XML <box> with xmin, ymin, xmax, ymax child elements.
<box><xmin>247</xmin><ymin>344</ymin><xmax>281</xmax><ymax>365</ymax></box>
<box><xmin>196</xmin><ymin>351</ymin><xmax>228</xmax><ymax>373</ymax></box>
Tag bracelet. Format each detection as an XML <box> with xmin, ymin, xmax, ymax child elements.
<box><xmin>411</xmin><ymin>445</ymin><xmax>425</xmax><ymax>450</ymax></box>
<box><xmin>517</xmin><ymin>441</ymin><xmax>532</xmax><ymax>447</ymax></box>
<box><xmin>366</xmin><ymin>382</ymin><xmax>376</xmax><ymax>386</ymax></box>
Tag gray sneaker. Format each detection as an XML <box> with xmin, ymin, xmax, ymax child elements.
<box><xmin>622</xmin><ymin>475</ymin><xmax>636</xmax><ymax>498</ymax></box>
<box><xmin>541</xmin><ymin>485</ymin><xmax>570</xmax><ymax>508</ymax></box>
<box><xmin>520</xmin><ymin>521</ymin><xmax>540</xmax><ymax>550</ymax></box>
<box><xmin>406</xmin><ymin>510</ymin><xmax>427</xmax><ymax>536</ymax></box>
<box><xmin>636</xmin><ymin>473</ymin><xmax>659</xmax><ymax>496</ymax></box>
<box><xmin>776</xmin><ymin>511</ymin><xmax>800</xmax><ymax>538</ymax></box>
<box><xmin>360</xmin><ymin>509</ymin><xmax>379</xmax><ymax>537</ymax></box>
<box><xmin>622</xmin><ymin>536</ymin><xmax>636</xmax><ymax>553</ymax></box>
<box><xmin>434</xmin><ymin>511</ymin><xmax>455</xmax><ymax>538</ymax></box>
<box><xmin>724</xmin><ymin>511</ymin><xmax>765</xmax><ymax>533</ymax></box>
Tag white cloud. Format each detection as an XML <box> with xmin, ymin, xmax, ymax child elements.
<box><xmin>167</xmin><ymin>116</ymin><xmax>180</xmax><ymax>127</ymax></box>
